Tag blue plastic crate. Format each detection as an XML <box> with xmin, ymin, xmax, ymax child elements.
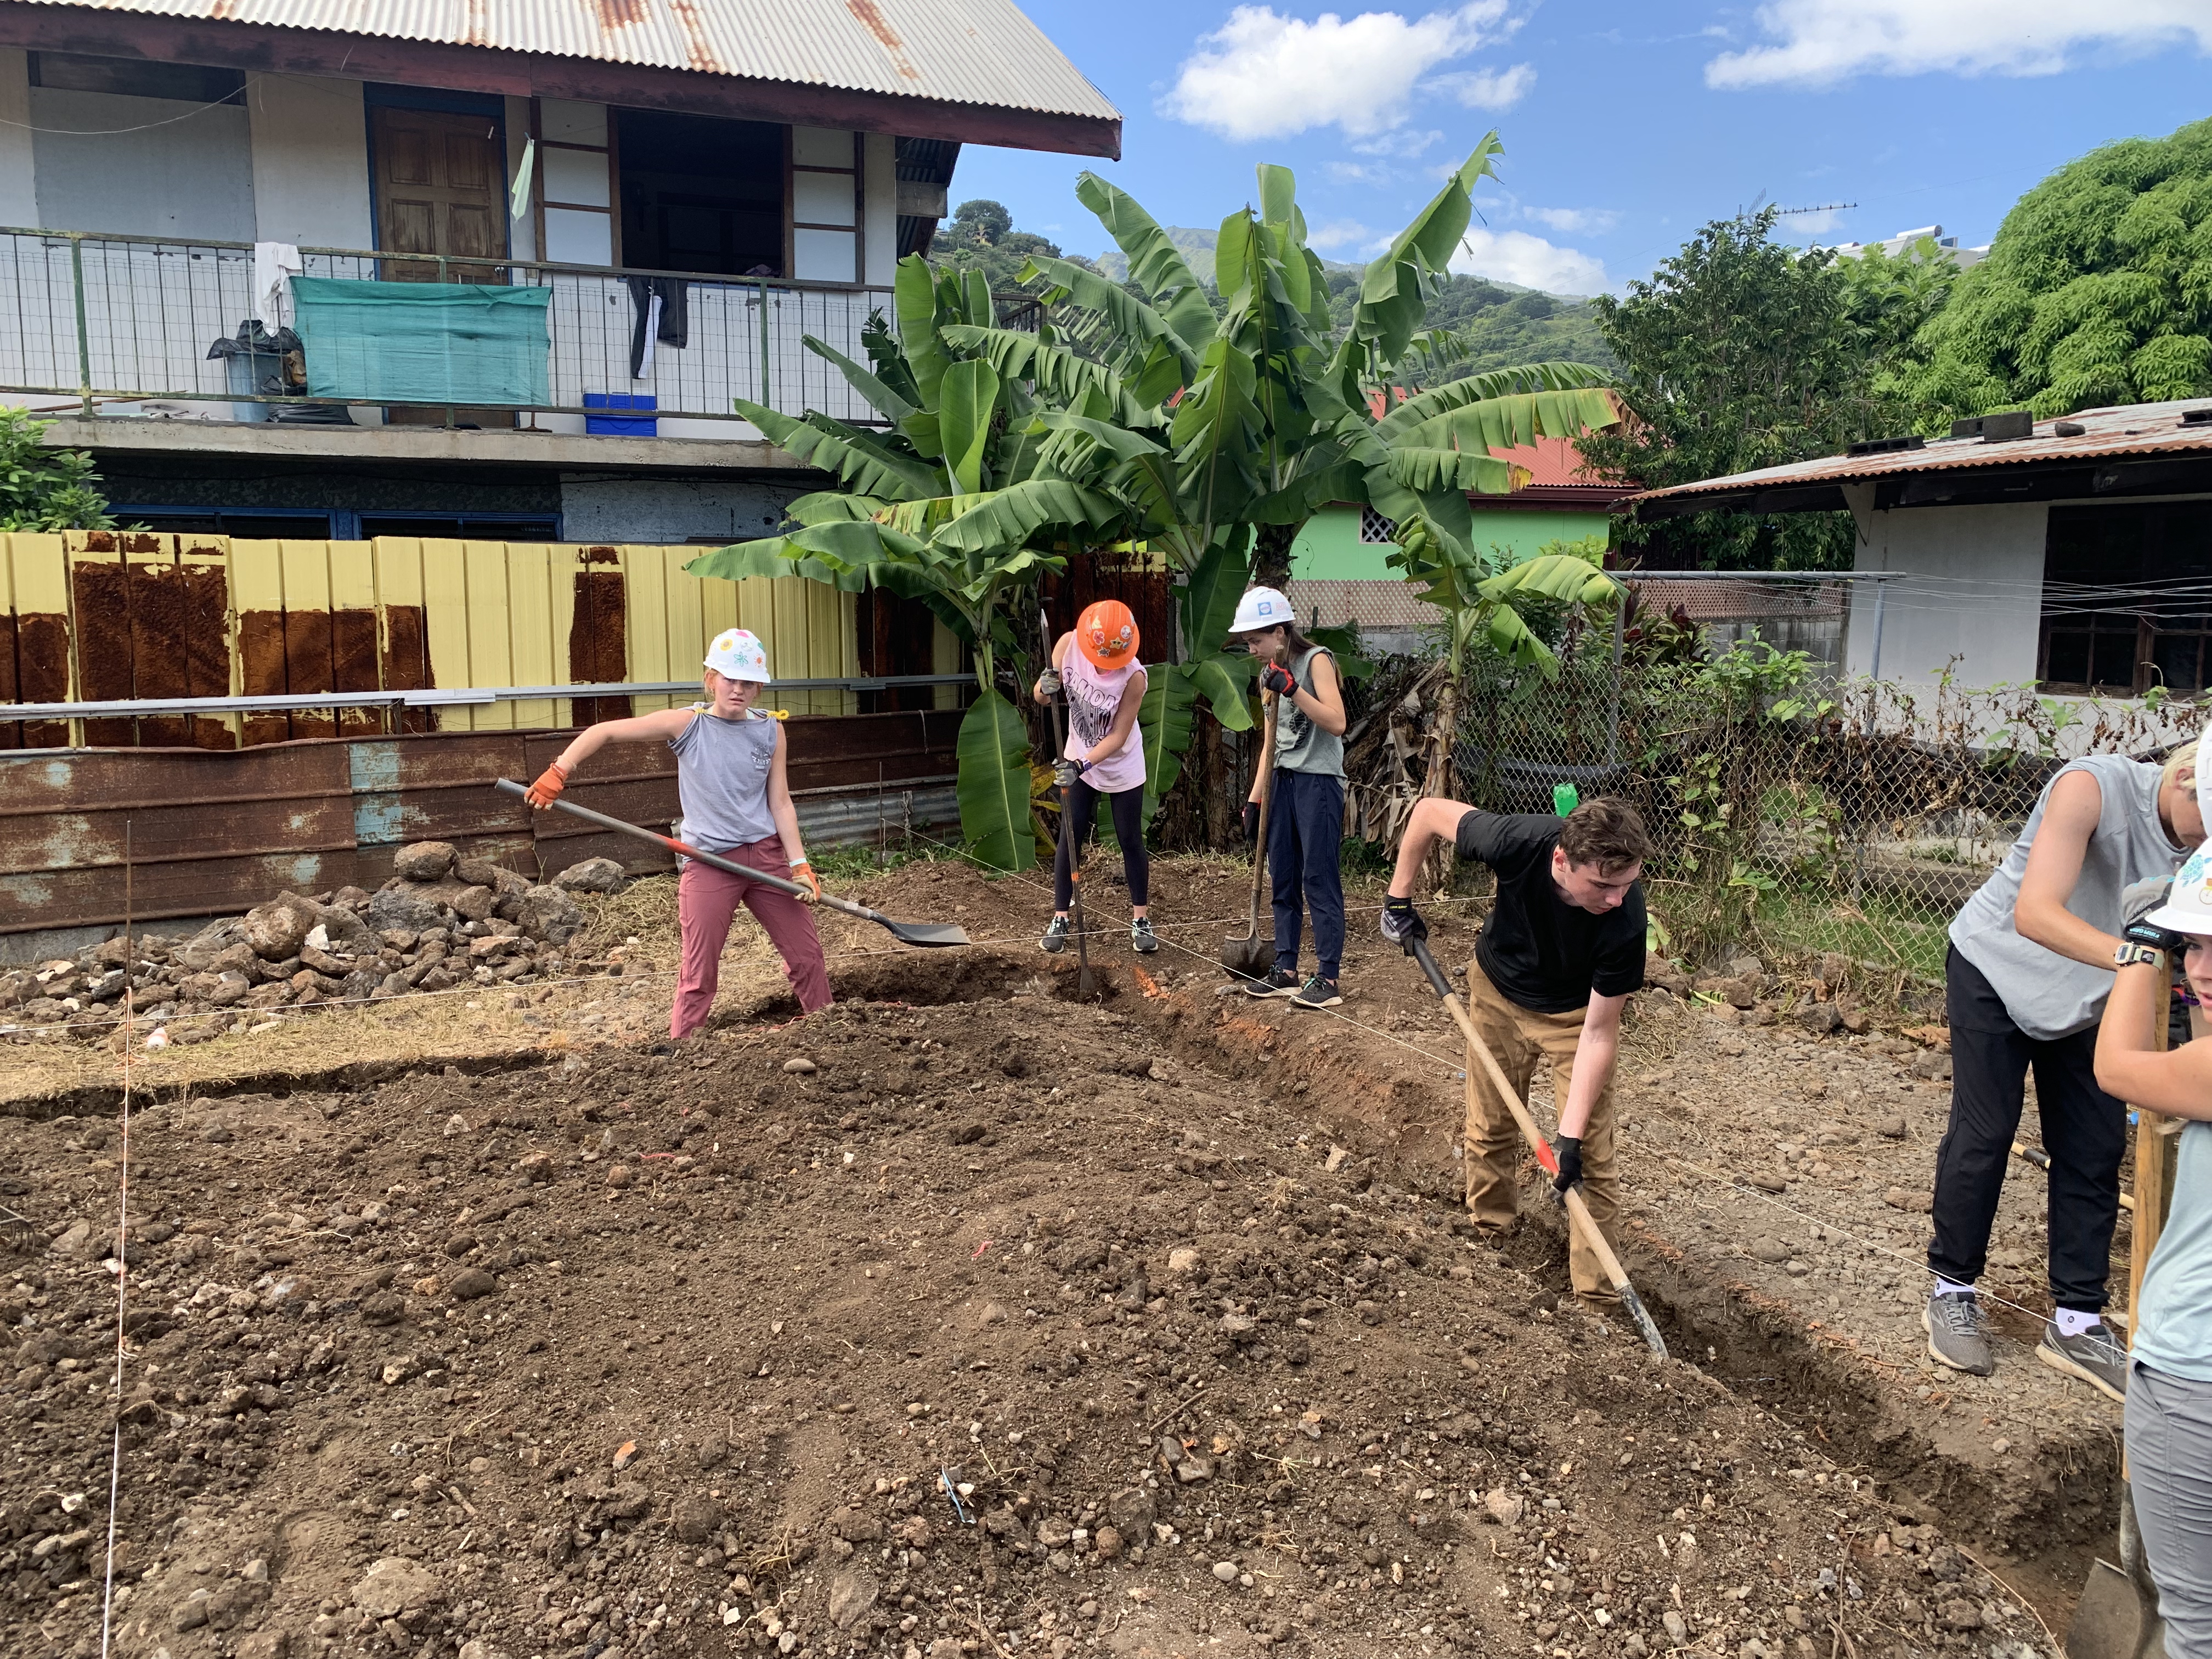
<box><xmin>584</xmin><ymin>392</ymin><xmax>657</xmax><ymax>437</ymax></box>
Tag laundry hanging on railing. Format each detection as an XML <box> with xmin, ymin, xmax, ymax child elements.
<box><xmin>250</xmin><ymin>242</ymin><xmax>303</xmax><ymax>332</ymax></box>
<box><xmin>290</xmin><ymin>278</ymin><xmax>551</xmax><ymax>406</ymax></box>
<box><xmin>624</xmin><ymin>276</ymin><xmax>689</xmax><ymax>379</ymax></box>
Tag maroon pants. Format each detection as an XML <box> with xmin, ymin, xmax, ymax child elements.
<box><xmin>672</xmin><ymin>839</ymin><xmax>832</xmax><ymax>1039</ymax></box>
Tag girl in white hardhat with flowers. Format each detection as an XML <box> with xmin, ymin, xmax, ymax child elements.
<box><xmin>523</xmin><ymin>628</ymin><xmax>831</xmax><ymax>1036</ymax></box>
<box><xmin>2098</xmin><ymin>835</ymin><xmax>2212</xmax><ymax>1659</ymax></box>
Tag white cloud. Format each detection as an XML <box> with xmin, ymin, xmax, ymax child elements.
<box><xmin>1526</xmin><ymin>205</ymin><xmax>1619</xmax><ymax>234</ymax></box>
<box><xmin>1163</xmin><ymin>1</ymin><xmax>1520</xmax><ymax>141</ymax></box>
<box><xmin>1348</xmin><ymin>127</ymin><xmax>1444</xmax><ymax>158</ymax></box>
<box><xmin>1429</xmin><ymin>63</ymin><xmax>1536</xmax><ymax>108</ymax></box>
<box><xmin>1451</xmin><ymin>228</ymin><xmax>1609</xmax><ymax>295</ymax></box>
<box><xmin>1707</xmin><ymin>0</ymin><xmax>2212</xmax><ymax>87</ymax></box>
<box><xmin>1308</xmin><ymin>218</ymin><xmax>1374</xmax><ymax>251</ymax></box>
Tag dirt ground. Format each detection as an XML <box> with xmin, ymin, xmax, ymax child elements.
<box><xmin>0</xmin><ymin>853</ymin><xmax>2108</xmax><ymax>1659</ymax></box>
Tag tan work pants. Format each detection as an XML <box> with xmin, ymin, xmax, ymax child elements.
<box><xmin>1461</xmin><ymin>959</ymin><xmax>1621</xmax><ymax>1303</ymax></box>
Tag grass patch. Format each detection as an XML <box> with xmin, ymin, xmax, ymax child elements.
<box><xmin>1751</xmin><ymin>883</ymin><xmax>1950</xmax><ymax>982</ymax></box>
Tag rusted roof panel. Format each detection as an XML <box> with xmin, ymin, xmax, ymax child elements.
<box><xmin>12</xmin><ymin>0</ymin><xmax>1120</xmax><ymax>117</ymax></box>
<box><xmin>1629</xmin><ymin>397</ymin><xmax>2212</xmax><ymax>509</ymax></box>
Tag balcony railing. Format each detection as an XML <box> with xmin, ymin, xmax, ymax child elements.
<box><xmin>0</xmin><ymin>228</ymin><xmax>899</xmax><ymax>433</ymax></box>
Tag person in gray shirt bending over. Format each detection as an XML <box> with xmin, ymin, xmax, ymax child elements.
<box><xmin>1927</xmin><ymin>743</ymin><xmax>2200</xmax><ymax>1400</ymax></box>
<box><xmin>2096</xmin><ymin>844</ymin><xmax>2212</xmax><ymax>1659</ymax></box>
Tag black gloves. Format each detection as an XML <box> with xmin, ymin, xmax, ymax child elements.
<box><xmin>1242</xmin><ymin>801</ymin><xmax>1262</xmax><ymax>844</ymax></box>
<box><xmin>1380</xmin><ymin>894</ymin><xmax>1427</xmax><ymax>947</ymax></box>
<box><xmin>1550</xmin><ymin>1135</ymin><xmax>1584</xmax><ymax>1205</ymax></box>
<box><xmin>2124</xmin><ymin>915</ymin><xmax>2189</xmax><ymax>958</ymax></box>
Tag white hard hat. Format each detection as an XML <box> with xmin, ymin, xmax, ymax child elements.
<box><xmin>704</xmin><ymin>628</ymin><xmax>772</xmax><ymax>684</ymax></box>
<box><xmin>1229</xmin><ymin>586</ymin><xmax>1294</xmax><ymax>634</ymax></box>
<box><xmin>2147</xmin><ymin>838</ymin><xmax>2212</xmax><ymax>936</ymax></box>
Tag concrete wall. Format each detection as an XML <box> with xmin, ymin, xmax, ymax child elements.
<box><xmin>247</xmin><ymin>76</ymin><xmax>371</xmax><ymax>246</ymax></box>
<box><xmin>557</xmin><ymin>475</ymin><xmax>810</xmax><ymax>544</ymax></box>
<box><xmin>862</xmin><ymin>132</ymin><xmax>896</xmax><ymax>286</ymax></box>
<box><xmin>32</xmin><ymin>87</ymin><xmax>255</xmax><ymax>241</ymax></box>
<box><xmin>1845</xmin><ymin>503</ymin><xmax>2048</xmax><ymax>686</ymax></box>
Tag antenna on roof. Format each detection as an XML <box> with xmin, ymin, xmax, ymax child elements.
<box><xmin>1775</xmin><ymin>203</ymin><xmax>1858</xmax><ymax>216</ymax></box>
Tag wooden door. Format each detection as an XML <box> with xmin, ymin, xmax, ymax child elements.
<box><xmin>373</xmin><ymin>108</ymin><xmax>505</xmax><ymax>283</ymax></box>
<box><xmin>371</xmin><ymin>107</ymin><xmax>509</xmax><ymax>425</ymax></box>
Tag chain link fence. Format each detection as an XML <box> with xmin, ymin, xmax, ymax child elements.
<box><xmin>1340</xmin><ymin>621</ymin><xmax>2207</xmax><ymax>996</ymax></box>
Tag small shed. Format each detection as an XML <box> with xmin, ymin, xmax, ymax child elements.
<box><xmin>1628</xmin><ymin>399</ymin><xmax>2212</xmax><ymax>692</ymax></box>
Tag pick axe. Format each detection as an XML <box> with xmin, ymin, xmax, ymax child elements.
<box><xmin>1402</xmin><ymin>931</ymin><xmax>1669</xmax><ymax>1359</ymax></box>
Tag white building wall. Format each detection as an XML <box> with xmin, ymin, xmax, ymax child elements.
<box><xmin>862</xmin><ymin>132</ymin><xmax>896</xmax><ymax>286</ymax></box>
<box><xmin>1846</xmin><ymin>502</ymin><xmax>2048</xmax><ymax>686</ymax></box>
<box><xmin>33</xmin><ymin>87</ymin><xmax>255</xmax><ymax>241</ymax></box>
<box><xmin>247</xmin><ymin>75</ymin><xmax>371</xmax><ymax>247</ymax></box>
<box><xmin>0</xmin><ymin>52</ymin><xmax>38</xmax><ymax>228</ymax></box>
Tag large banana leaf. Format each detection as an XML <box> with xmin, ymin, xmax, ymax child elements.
<box><xmin>732</xmin><ymin>399</ymin><xmax>939</xmax><ymax>500</ymax></box>
<box><xmin>942</xmin><ymin>324</ymin><xmax>1156</xmax><ymax>425</ymax></box>
<box><xmin>1187</xmin><ymin>654</ymin><xmax>1256</xmax><ymax>731</ymax></box>
<box><xmin>928</xmin><ymin>479</ymin><xmax>1123</xmax><ymax>553</ymax></box>
<box><xmin>1375</xmin><ymin>368</ymin><xmax>1615</xmax><ymax>439</ymax></box>
<box><xmin>1384</xmin><ymin>387</ymin><xmax>1621</xmax><ymax>455</ymax></box>
<box><xmin>1350</xmin><ymin>133</ymin><xmax>1503</xmax><ymax>366</ymax></box>
<box><xmin>956</xmin><ymin>687</ymin><xmax>1036</xmax><ymax>872</ymax></box>
<box><xmin>1182</xmin><ymin>533</ymin><xmax>1255</xmax><ymax>650</ymax></box>
<box><xmin>1074</xmin><ymin>173</ymin><xmax>1218</xmax><ymax>354</ymax></box>
<box><xmin>1383</xmin><ymin>446</ymin><xmax>1524</xmax><ymax>495</ymax></box>
<box><xmin>894</xmin><ymin>257</ymin><xmax>952</xmax><ymax>405</ymax></box>
<box><xmin>799</xmin><ymin>332</ymin><xmax>917</xmax><ymax>424</ymax></box>
<box><xmin>1019</xmin><ymin>255</ymin><xmax>1198</xmax><ymax>385</ymax></box>
<box><xmin>939</xmin><ymin>359</ymin><xmax>1001</xmax><ymax>494</ymax></box>
<box><xmin>1137</xmin><ymin>662</ymin><xmax>1199</xmax><ymax>825</ymax></box>
<box><xmin>1478</xmin><ymin>552</ymin><xmax>1624</xmax><ymax>610</ymax></box>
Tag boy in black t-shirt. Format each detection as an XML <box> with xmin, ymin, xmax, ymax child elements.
<box><xmin>1381</xmin><ymin>797</ymin><xmax>1652</xmax><ymax>1306</ymax></box>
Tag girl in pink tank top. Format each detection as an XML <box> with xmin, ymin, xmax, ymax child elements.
<box><xmin>1031</xmin><ymin>601</ymin><xmax>1154</xmax><ymax>956</ymax></box>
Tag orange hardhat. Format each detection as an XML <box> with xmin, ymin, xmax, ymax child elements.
<box><xmin>1075</xmin><ymin>600</ymin><xmax>1139</xmax><ymax>670</ymax></box>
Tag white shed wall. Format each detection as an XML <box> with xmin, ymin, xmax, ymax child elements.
<box><xmin>32</xmin><ymin>87</ymin><xmax>255</xmax><ymax>242</ymax></box>
<box><xmin>1846</xmin><ymin>503</ymin><xmax>2048</xmax><ymax>686</ymax></box>
<box><xmin>0</xmin><ymin>52</ymin><xmax>39</xmax><ymax>228</ymax></box>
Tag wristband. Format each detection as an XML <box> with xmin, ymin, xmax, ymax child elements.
<box><xmin>2115</xmin><ymin>942</ymin><xmax>2164</xmax><ymax>968</ymax></box>
<box><xmin>2123</xmin><ymin>916</ymin><xmax>2188</xmax><ymax>957</ymax></box>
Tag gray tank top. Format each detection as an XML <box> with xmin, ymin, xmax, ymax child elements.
<box><xmin>1949</xmin><ymin>754</ymin><xmax>2184</xmax><ymax>1039</ymax></box>
<box><xmin>1273</xmin><ymin>645</ymin><xmax>1344</xmax><ymax>778</ymax></box>
<box><xmin>2135</xmin><ymin>1121</ymin><xmax>2212</xmax><ymax>1381</ymax></box>
<box><xmin>667</xmin><ymin>708</ymin><xmax>778</xmax><ymax>852</ymax></box>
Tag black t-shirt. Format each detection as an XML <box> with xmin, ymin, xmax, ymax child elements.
<box><xmin>1455</xmin><ymin>811</ymin><xmax>1647</xmax><ymax>1013</ymax></box>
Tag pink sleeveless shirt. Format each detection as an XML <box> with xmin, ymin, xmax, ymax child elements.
<box><xmin>1062</xmin><ymin>646</ymin><xmax>1146</xmax><ymax>794</ymax></box>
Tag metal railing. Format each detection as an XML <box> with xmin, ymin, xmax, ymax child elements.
<box><xmin>0</xmin><ymin>227</ymin><xmax>897</xmax><ymax>432</ymax></box>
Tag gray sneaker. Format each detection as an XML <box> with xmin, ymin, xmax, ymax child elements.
<box><xmin>1923</xmin><ymin>1290</ymin><xmax>1995</xmax><ymax>1376</ymax></box>
<box><xmin>2038</xmin><ymin>1320</ymin><xmax>2128</xmax><ymax>1403</ymax></box>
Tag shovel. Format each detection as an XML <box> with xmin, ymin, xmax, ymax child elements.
<box><xmin>1036</xmin><ymin>615</ymin><xmax>1096</xmax><ymax>999</ymax></box>
<box><xmin>2066</xmin><ymin>1480</ymin><xmax>2166</xmax><ymax>1659</ymax></box>
<box><xmin>1223</xmin><ymin>694</ymin><xmax>1279</xmax><ymax>980</ymax></box>
<box><xmin>494</xmin><ymin>779</ymin><xmax>969</xmax><ymax>947</ymax></box>
<box><xmin>1401</xmin><ymin>930</ymin><xmax>1669</xmax><ymax>1359</ymax></box>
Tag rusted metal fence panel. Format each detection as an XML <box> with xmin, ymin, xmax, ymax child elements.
<box><xmin>0</xmin><ymin>712</ymin><xmax>962</xmax><ymax>938</ymax></box>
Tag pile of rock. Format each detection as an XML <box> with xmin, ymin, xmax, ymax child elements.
<box><xmin>0</xmin><ymin>842</ymin><xmax>629</xmax><ymax>1044</ymax></box>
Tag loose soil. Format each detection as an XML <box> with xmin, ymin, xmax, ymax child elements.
<box><xmin>0</xmin><ymin>855</ymin><xmax>2107</xmax><ymax>1659</ymax></box>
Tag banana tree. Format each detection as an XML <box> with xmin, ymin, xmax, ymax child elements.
<box><xmin>686</xmin><ymin>258</ymin><xmax>1130</xmax><ymax>871</ymax></box>
<box><xmin>938</xmin><ymin>135</ymin><xmax>1620</xmax><ymax>826</ymax></box>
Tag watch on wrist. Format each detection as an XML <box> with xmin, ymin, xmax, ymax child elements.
<box><xmin>2115</xmin><ymin>941</ymin><xmax>2163</xmax><ymax>968</ymax></box>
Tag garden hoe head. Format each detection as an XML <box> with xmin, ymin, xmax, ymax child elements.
<box><xmin>1222</xmin><ymin>697</ymin><xmax>1278</xmax><ymax>981</ymax></box>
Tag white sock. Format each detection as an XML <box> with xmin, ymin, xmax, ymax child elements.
<box><xmin>1933</xmin><ymin>1277</ymin><xmax>1976</xmax><ymax>1300</ymax></box>
<box><xmin>2053</xmin><ymin>1307</ymin><xmax>2103</xmax><ymax>1338</ymax></box>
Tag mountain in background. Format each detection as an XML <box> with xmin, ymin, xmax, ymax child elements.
<box><xmin>1092</xmin><ymin>226</ymin><xmax>1616</xmax><ymax>377</ymax></box>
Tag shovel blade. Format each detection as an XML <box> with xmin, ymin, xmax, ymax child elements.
<box><xmin>882</xmin><ymin>919</ymin><xmax>970</xmax><ymax>948</ymax></box>
<box><xmin>1222</xmin><ymin>933</ymin><xmax>1274</xmax><ymax>977</ymax></box>
<box><xmin>2066</xmin><ymin>1559</ymin><xmax>2155</xmax><ymax>1659</ymax></box>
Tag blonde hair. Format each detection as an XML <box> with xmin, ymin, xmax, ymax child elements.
<box><xmin>2162</xmin><ymin>740</ymin><xmax>2200</xmax><ymax>792</ymax></box>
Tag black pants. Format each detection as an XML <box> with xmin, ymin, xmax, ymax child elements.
<box><xmin>1927</xmin><ymin>945</ymin><xmax>2126</xmax><ymax>1312</ymax></box>
<box><xmin>1054</xmin><ymin>778</ymin><xmax>1148</xmax><ymax>911</ymax></box>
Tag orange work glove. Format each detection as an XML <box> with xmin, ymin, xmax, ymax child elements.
<box><xmin>789</xmin><ymin>858</ymin><xmax>821</xmax><ymax>902</ymax></box>
<box><xmin>523</xmin><ymin>760</ymin><xmax>570</xmax><ymax>809</ymax></box>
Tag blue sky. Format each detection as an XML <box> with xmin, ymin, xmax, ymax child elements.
<box><xmin>956</xmin><ymin>0</ymin><xmax>2212</xmax><ymax>295</ymax></box>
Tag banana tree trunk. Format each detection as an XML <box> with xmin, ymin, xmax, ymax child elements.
<box><xmin>1419</xmin><ymin>670</ymin><xmax>1459</xmax><ymax>893</ymax></box>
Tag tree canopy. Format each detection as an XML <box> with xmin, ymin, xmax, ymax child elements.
<box><xmin>1900</xmin><ymin>116</ymin><xmax>2212</xmax><ymax>423</ymax></box>
<box><xmin>0</xmin><ymin>409</ymin><xmax>112</xmax><ymax>531</ymax></box>
<box><xmin>1583</xmin><ymin>208</ymin><xmax>1897</xmax><ymax>569</ymax></box>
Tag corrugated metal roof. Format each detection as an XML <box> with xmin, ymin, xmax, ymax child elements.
<box><xmin>14</xmin><ymin>0</ymin><xmax>1121</xmax><ymax>117</ymax></box>
<box><xmin>1631</xmin><ymin>397</ymin><xmax>2212</xmax><ymax>507</ymax></box>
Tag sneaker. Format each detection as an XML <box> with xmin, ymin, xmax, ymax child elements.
<box><xmin>1290</xmin><ymin>975</ymin><xmax>1344</xmax><ymax>1010</ymax></box>
<box><xmin>2038</xmin><ymin>1319</ymin><xmax>2129</xmax><ymax>1403</ymax></box>
<box><xmin>1131</xmin><ymin>917</ymin><xmax>1159</xmax><ymax>953</ymax></box>
<box><xmin>1244</xmin><ymin>968</ymin><xmax>1300</xmax><ymax>998</ymax></box>
<box><xmin>1041</xmin><ymin>915</ymin><xmax>1070</xmax><ymax>955</ymax></box>
<box><xmin>1922</xmin><ymin>1290</ymin><xmax>1995</xmax><ymax>1376</ymax></box>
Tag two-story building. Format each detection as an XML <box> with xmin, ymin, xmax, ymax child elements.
<box><xmin>0</xmin><ymin>0</ymin><xmax>1118</xmax><ymax>541</ymax></box>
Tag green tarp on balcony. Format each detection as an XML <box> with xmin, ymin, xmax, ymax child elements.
<box><xmin>291</xmin><ymin>278</ymin><xmax>551</xmax><ymax>406</ymax></box>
